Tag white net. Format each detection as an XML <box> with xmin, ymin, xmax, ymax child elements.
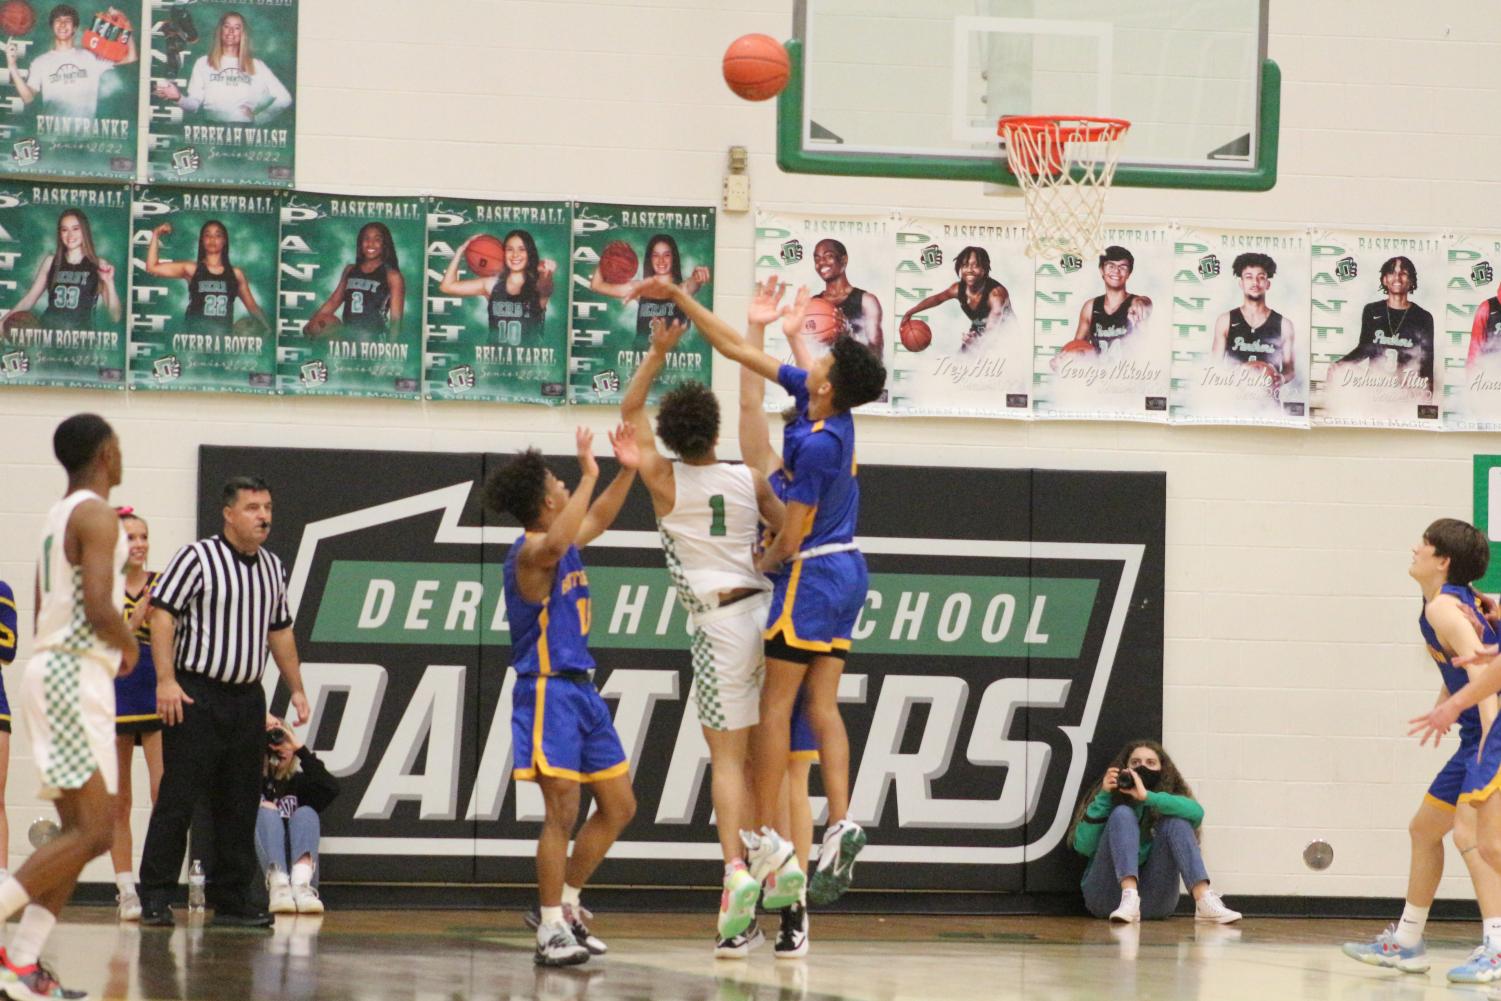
<box><xmin>997</xmin><ymin>117</ymin><xmax>1130</xmax><ymax>259</ymax></box>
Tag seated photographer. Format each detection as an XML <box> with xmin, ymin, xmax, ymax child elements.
<box><xmin>256</xmin><ymin>716</ymin><xmax>339</xmax><ymax>914</ymax></box>
<box><xmin>1070</xmin><ymin>740</ymin><xmax>1240</xmax><ymax>924</ymax></box>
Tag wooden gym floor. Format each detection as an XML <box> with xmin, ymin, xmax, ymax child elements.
<box><xmin>26</xmin><ymin>910</ymin><xmax>1493</xmax><ymax>1000</ymax></box>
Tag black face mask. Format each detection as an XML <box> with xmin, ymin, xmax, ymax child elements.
<box><xmin>1135</xmin><ymin>767</ymin><xmax>1163</xmax><ymax>792</ymax></box>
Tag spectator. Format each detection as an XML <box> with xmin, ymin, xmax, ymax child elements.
<box><xmin>257</xmin><ymin>715</ymin><xmax>338</xmax><ymax>914</ymax></box>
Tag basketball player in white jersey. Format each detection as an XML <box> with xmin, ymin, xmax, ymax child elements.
<box><xmin>0</xmin><ymin>413</ymin><xmax>137</xmax><ymax>1001</ymax></box>
<box><xmin>619</xmin><ymin>318</ymin><xmax>790</xmax><ymax>956</ymax></box>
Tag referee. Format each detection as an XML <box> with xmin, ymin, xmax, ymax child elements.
<box><xmin>139</xmin><ymin>476</ymin><xmax>310</xmax><ymax>927</ymax></box>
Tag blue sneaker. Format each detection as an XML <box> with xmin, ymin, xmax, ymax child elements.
<box><xmin>1449</xmin><ymin>943</ymin><xmax>1501</xmax><ymax>983</ymax></box>
<box><xmin>1340</xmin><ymin>924</ymin><xmax>1429</xmax><ymax>973</ymax></box>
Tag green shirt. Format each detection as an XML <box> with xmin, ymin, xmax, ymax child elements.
<box><xmin>1071</xmin><ymin>790</ymin><xmax>1204</xmax><ymax>866</ymax></box>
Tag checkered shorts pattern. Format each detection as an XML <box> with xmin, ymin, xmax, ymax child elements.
<box><xmin>40</xmin><ymin>651</ymin><xmax>99</xmax><ymax>791</ymax></box>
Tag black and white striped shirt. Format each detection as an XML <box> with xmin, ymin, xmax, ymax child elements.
<box><xmin>151</xmin><ymin>534</ymin><xmax>292</xmax><ymax>685</ymax></box>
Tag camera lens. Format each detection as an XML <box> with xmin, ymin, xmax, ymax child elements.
<box><xmin>267</xmin><ymin>727</ymin><xmax>286</xmax><ymax>745</ymax></box>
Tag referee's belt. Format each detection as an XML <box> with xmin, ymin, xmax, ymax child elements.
<box><xmin>690</xmin><ymin>589</ymin><xmax>771</xmax><ymax>629</ymax></box>
<box><xmin>792</xmin><ymin>541</ymin><xmax>859</xmax><ymax>562</ymax></box>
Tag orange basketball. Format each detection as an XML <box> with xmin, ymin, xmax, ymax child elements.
<box><xmin>899</xmin><ymin>318</ymin><xmax>932</xmax><ymax>352</ymax></box>
<box><xmin>802</xmin><ymin>297</ymin><xmax>842</xmax><ymax>344</ymax></box>
<box><xmin>465</xmin><ymin>234</ymin><xmax>506</xmax><ymax>277</ymax></box>
<box><xmin>598</xmin><ymin>240</ymin><xmax>639</xmax><ymax>284</ymax></box>
<box><xmin>1</xmin><ymin>309</ymin><xmax>38</xmax><ymax>337</ymax></box>
<box><xmin>0</xmin><ymin>0</ymin><xmax>35</xmax><ymax>37</ymax></box>
<box><xmin>722</xmin><ymin>33</ymin><xmax>790</xmax><ymax>101</ymax></box>
<box><xmin>1241</xmin><ymin>359</ymin><xmax>1281</xmax><ymax>394</ymax></box>
<box><xmin>1059</xmin><ymin>338</ymin><xmax>1097</xmax><ymax>357</ymax></box>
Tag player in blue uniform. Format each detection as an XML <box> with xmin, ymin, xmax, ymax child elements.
<box><xmin>0</xmin><ymin>578</ymin><xmax>16</xmax><ymax>877</ymax></box>
<box><xmin>640</xmin><ymin>275</ymin><xmax>886</xmax><ymax>909</ymax></box>
<box><xmin>1349</xmin><ymin>519</ymin><xmax>1501</xmax><ymax>982</ymax></box>
<box><xmin>486</xmin><ymin>425</ymin><xmax>639</xmax><ymax>967</ymax></box>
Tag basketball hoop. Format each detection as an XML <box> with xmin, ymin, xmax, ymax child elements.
<box><xmin>996</xmin><ymin>115</ymin><xmax>1130</xmax><ymax>259</ymax></box>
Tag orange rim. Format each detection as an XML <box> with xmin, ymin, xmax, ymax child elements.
<box><xmin>997</xmin><ymin>115</ymin><xmax>1131</xmax><ymax>176</ymax></box>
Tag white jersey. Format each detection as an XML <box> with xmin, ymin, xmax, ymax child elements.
<box><xmin>35</xmin><ymin>489</ymin><xmax>127</xmax><ymax>674</ymax></box>
<box><xmin>24</xmin><ymin>47</ymin><xmax>115</xmax><ymax>119</ymax></box>
<box><xmin>180</xmin><ymin>55</ymin><xmax>293</xmax><ymax>124</ymax></box>
<box><xmin>657</xmin><ymin>462</ymin><xmax>768</xmax><ymax>614</ymax></box>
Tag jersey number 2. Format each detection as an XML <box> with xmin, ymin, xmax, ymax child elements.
<box><xmin>708</xmin><ymin>494</ymin><xmax>726</xmax><ymax>537</ymax></box>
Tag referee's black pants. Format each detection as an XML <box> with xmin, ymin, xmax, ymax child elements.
<box><xmin>140</xmin><ymin>672</ymin><xmax>267</xmax><ymax>913</ymax></box>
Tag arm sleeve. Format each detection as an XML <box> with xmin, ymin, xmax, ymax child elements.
<box><xmin>783</xmin><ymin>431</ymin><xmax>840</xmax><ymax>507</ymax></box>
<box><xmin>253</xmin><ymin>62</ymin><xmax>293</xmax><ymax>123</ymax></box>
<box><xmin>1338</xmin><ymin>309</ymin><xmax>1381</xmax><ymax>364</ymax></box>
<box><xmin>179</xmin><ymin>58</ymin><xmax>208</xmax><ymax>113</ymax></box>
<box><xmin>777</xmin><ymin>364</ymin><xmax>809</xmax><ymax>411</ymax></box>
<box><xmin>150</xmin><ymin>545</ymin><xmax>203</xmax><ymax>618</ymax></box>
<box><xmin>269</xmin><ymin>560</ymin><xmax>292</xmax><ymax>631</ymax></box>
<box><xmin>1070</xmin><ymin>790</ymin><xmax>1116</xmax><ymax>858</ymax></box>
<box><xmin>1145</xmin><ymin>791</ymin><xmax>1204</xmax><ymax>827</ymax></box>
<box><xmin>0</xmin><ymin>581</ymin><xmax>17</xmax><ymax>666</ymax></box>
<box><xmin>1470</xmin><ymin>300</ymin><xmax>1491</xmax><ymax>364</ymax></box>
<box><xmin>291</xmin><ymin>748</ymin><xmax>340</xmax><ymax>813</ymax></box>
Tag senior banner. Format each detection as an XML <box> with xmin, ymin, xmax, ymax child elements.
<box><xmin>422</xmin><ymin>198</ymin><xmax>570</xmax><ymax>404</ymax></box>
<box><xmin>1309</xmin><ymin>231</ymin><xmax>1445</xmax><ymax>430</ymax></box>
<box><xmin>753</xmin><ymin>210</ymin><xmax>893</xmax><ymax>413</ymax></box>
<box><xmin>1169</xmin><ymin>229</ymin><xmax>1311</xmax><ymax>428</ymax></box>
<box><xmin>128</xmin><ymin>186</ymin><xmax>279</xmax><ymax>393</ymax></box>
<box><xmin>567</xmin><ymin>201</ymin><xmax>715</xmax><ymax>406</ymax></box>
<box><xmin>198</xmin><ymin>445</ymin><xmax>1164</xmax><ymax>896</ymax></box>
<box><xmin>1442</xmin><ymin>236</ymin><xmax>1501</xmax><ymax>432</ymax></box>
<box><xmin>276</xmin><ymin>193</ymin><xmax>425</xmax><ymax>398</ymax></box>
<box><xmin>0</xmin><ymin>181</ymin><xmax>130</xmax><ymax>388</ymax></box>
<box><xmin>889</xmin><ymin>218</ymin><xmax>1034</xmax><ymax>418</ymax></box>
<box><xmin>1031</xmin><ymin>227</ymin><xmax>1174</xmax><ymax>422</ymax></box>
<box><xmin>145</xmin><ymin>0</ymin><xmax>297</xmax><ymax>187</ymax></box>
<box><xmin>0</xmin><ymin>3</ymin><xmax>141</xmax><ymax>180</ymax></box>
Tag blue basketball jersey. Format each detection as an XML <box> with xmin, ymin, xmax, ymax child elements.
<box><xmin>504</xmin><ymin>537</ymin><xmax>595</xmax><ymax>677</ymax></box>
<box><xmin>777</xmin><ymin>365</ymin><xmax>859</xmax><ymax>548</ymax></box>
<box><xmin>1418</xmin><ymin>582</ymin><xmax>1496</xmax><ymax>741</ymax></box>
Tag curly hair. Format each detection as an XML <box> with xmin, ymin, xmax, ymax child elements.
<box><xmin>1068</xmin><ymin>739</ymin><xmax>1198</xmax><ymax>851</ymax></box>
<box><xmin>484</xmin><ymin>449</ymin><xmax>550</xmax><ymax>527</ymax></box>
<box><xmin>828</xmin><ymin>336</ymin><xmax>887</xmax><ymax>411</ymax></box>
<box><xmin>655</xmin><ymin>381</ymin><xmax>719</xmax><ymax>460</ymax></box>
<box><xmin>1232</xmin><ymin>252</ymin><xmax>1277</xmax><ymax>278</ymax></box>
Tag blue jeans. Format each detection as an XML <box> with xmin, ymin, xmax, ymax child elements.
<box><xmin>254</xmin><ymin>805</ymin><xmax>321</xmax><ymax>887</ymax></box>
<box><xmin>1082</xmin><ymin>805</ymin><xmax>1210</xmax><ymax>919</ymax></box>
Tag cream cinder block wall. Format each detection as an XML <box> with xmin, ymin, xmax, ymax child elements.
<box><xmin>2</xmin><ymin>0</ymin><xmax>1498</xmax><ymax>897</ymax></box>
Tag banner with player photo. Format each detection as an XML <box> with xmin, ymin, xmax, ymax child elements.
<box><xmin>276</xmin><ymin>193</ymin><xmax>425</xmax><ymax>398</ymax></box>
<box><xmin>567</xmin><ymin>201</ymin><xmax>715</xmax><ymax>406</ymax></box>
<box><xmin>144</xmin><ymin>0</ymin><xmax>296</xmax><ymax>187</ymax></box>
<box><xmin>0</xmin><ymin>2</ymin><xmax>140</xmax><ymax>180</ymax></box>
<box><xmin>1441</xmin><ymin>235</ymin><xmax>1501</xmax><ymax>432</ymax></box>
<box><xmin>889</xmin><ymin>219</ymin><xmax>1034</xmax><ymax>419</ymax></box>
<box><xmin>0</xmin><ymin>181</ymin><xmax>129</xmax><ymax>388</ymax></box>
<box><xmin>1310</xmin><ymin>232</ymin><xmax>1445</xmax><ymax>430</ymax></box>
<box><xmin>422</xmin><ymin>198</ymin><xmax>570</xmax><ymax>404</ymax></box>
<box><xmin>128</xmin><ymin>186</ymin><xmax>279</xmax><ymax>393</ymax></box>
<box><xmin>1169</xmin><ymin>229</ymin><xmax>1311</xmax><ymax>428</ymax></box>
<box><xmin>1032</xmin><ymin>227</ymin><xmax>1174</xmax><ymax>422</ymax></box>
<box><xmin>753</xmin><ymin>210</ymin><xmax>894</xmax><ymax>414</ymax></box>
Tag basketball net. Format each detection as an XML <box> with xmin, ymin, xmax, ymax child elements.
<box><xmin>997</xmin><ymin>116</ymin><xmax>1130</xmax><ymax>259</ymax></box>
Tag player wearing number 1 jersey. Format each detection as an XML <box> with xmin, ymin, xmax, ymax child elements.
<box><xmin>487</xmin><ymin>425</ymin><xmax>638</xmax><ymax>968</ymax></box>
<box><xmin>306</xmin><ymin>223</ymin><xmax>405</xmax><ymax>339</ymax></box>
<box><xmin>619</xmin><ymin>316</ymin><xmax>786</xmax><ymax>955</ymax></box>
<box><xmin>145</xmin><ymin>220</ymin><xmax>270</xmax><ymax>337</ymax></box>
<box><xmin>441</xmin><ymin>230</ymin><xmax>558</xmax><ymax>345</ymax></box>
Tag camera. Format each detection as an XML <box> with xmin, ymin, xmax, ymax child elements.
<box><xmin>267</xmin><ymin>727</ymin><xmax>286</xmax><ymax>747</ymax></box>
<box><xmin>1116</xmin><ymin>770</ymin><xmax>1136</xmax><ymax>791</ymax></box>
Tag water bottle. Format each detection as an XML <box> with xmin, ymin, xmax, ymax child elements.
<box><xmin>188</xmin><ymin>860</ymin><xmax>206</xmax><ymax>913</ymax></box>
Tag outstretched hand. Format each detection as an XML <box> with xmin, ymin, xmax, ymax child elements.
<box><xmin>575</xmin><ymin>426</ymin><xmax>598</xmax><ymax>479</ymax></box>
<box><xmin>608</xmin><ymin>422</ymin><xmax>640</xmax><ymax>470</ymax></box>
<box><xmin>649</xmin><ymin>317</ymin><xmax>688</xmax><ymax>353</ymax></box>
<box><xmin>627</xmin><ymin>275</ymin><xmax>676</xmax><ymax>302</ymax></box>
<box><xmin>781</xmin><ymin>286</ymin><xmax>811</xmax><ymax>340</ymax></box>
<box><xmin>747</xmin><ymin>275</ymin><xmax>789</xmax><ymax>327</ymax></box>
<box><xmin>1409</xmin><ymin>701</ymin><xmax>1459</xmax><ymax>747</ymax></box>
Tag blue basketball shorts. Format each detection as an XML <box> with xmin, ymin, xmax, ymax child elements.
<box><xmin>764</xmin><ymin>550</ymin><xmax>868</xmax><ymax>662</ymax></box>
<box><xmin>511</xmin><ymin>673</ymin><xmax>628</xmax><ymax>784</ymax></box>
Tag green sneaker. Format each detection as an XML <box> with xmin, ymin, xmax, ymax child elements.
<box><xmin>808</xmin><ymin>819</ymin><xmax>866</xmax><ymax>905</ymax></box>
<box><xmin>718</xmin><ymin>866</ymin><xmax>760</xmax><ymax>939</ymax></box>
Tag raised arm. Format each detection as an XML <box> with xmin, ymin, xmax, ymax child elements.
<box><xmin>5</xmin><ymin>43</ymin><xmax>37</xmax><ymax>105</ymax></box>
<box><xmin>439</xmin><ymin>237</ymin><xmax>492</xmax><ymax>297</ymax></box>
<box><xmin>98</xmin><ymin>258</ymin><xmax>123</xmax><ymax>322</ymax></box>
<box><xmin>619</xmin><ymin>320</ymin><xmax>681</xmax><ymax>514</ymax></box>
<box><xmin>525</xmin><ymin>427</ymin><xmax>600</xmax><ymax>568</ymax></box>
<box><xmin>740</xmin><ymin>277</ymin><xmax>789</xmax><ymax>475</ymax></box>
<box><xmin>577</xmin><ymin>424</ymin><xmax>640</xmax><ymax>547</ymax></box>
<box><xmin>145</xmin><ymin>223</ymin><xmax>194</xmax><ymax>280</ymax></box>
<box><xmin>751</xmin><ymin>468</ymin><xmax>784</xmax><ymax>536</ymax></box>
<box><xmin>632</xmin><ymin>277</ymin><xmax>781</xmax><ymax>381</ymax></box>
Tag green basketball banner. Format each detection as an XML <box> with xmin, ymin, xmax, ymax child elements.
<box><xmin>568</xmin><ymin>201</ymin><xmax>715</xmax><ymax>406</ymax></box>
<box><xmin>0</xmin><ymin>182</ymin><xmax>130</xmax><ymax>388</ymax></box>
<box><xmin>0</xmin><ymin>3</ymin><xmax>141</xmax><ymax>180</ymax></box>
<box><xmin>128</xmin><ymin>185</ymin><xmax>279</xmax><ymax>393</ymax></box>
<box><xmin>144</xmin><ymin>0</ymin><xmax>296</xmax><ymax>187</ymax></box>
<box><xmin>422</xmin><ymin>198</ymin><xmax>570</xmax><ymax>404</ymax></box>
<box><xmin>277</xmin><ymin>193</ymin><xmax>425</xmax><ymax>398</ymax></box>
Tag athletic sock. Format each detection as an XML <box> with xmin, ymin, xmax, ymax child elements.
<box><xmin>539</xmin><ymin>904</ymin><xmax>564</xmax><ymax>927</ymax></box>
<box><xmin>725</xmin><ymin>859</ymin><xmax>746</xmax><ymax>879</ymax></box>
<box><xmin>291</xmin><ymin>861</ymin><xmax>314</xmax><ymax>887</ymax></box>
<box><xmin>561</xmin><ymin>884</ymin><xmax>581</xmax><ymax>908</ymax></box>
<box><xmin>1394</xmin><ymin>902</ymin><xmax>1430</xmax><ymax>948</ymax></box>
<box><xmin>116</xmin><ymin>872</ymin><xmax>136</xmax><ymax>896</ymax></box>
<box><xmin>0</xmin><ymin>877</ymin><xmax>30</xmax><ymax>923</ymax></box>
<box><xmin>1484</xmin><ymin>916</ymin><xmax>1501</xmax><ymax>949</ymax></box>
<box><xmin>9</xmin><ymin>905</ymin><xmax>56</xmax><ymax>967</ymax></box>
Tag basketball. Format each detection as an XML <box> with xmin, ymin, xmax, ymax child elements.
<box><xmin>0</xmin><ymin>0</ymin><xmax>34</xmax><ymax>37</ymax></box>
<box><xmin>899</xmin><ymin>318</ymin><xmax>932</xmax><ymax>352</ymax></box>
<box><xmin>1</xmin><ymin>309</ymin><xmax>38</xmax><ymax>336</ymax></box>
<box><xmin>1241</xmin><ymin>359</ymin><xmax>1281</xmax><ymax>394</ymax></box>
<box><xmin>304</xmin><ymin>314</ymin><xmax>343</xmax><ymax>338</ymax></box>
<box><xmin>232</xmin><ymin>315</ymin><xmax>269</xmax><ymax>339</ymax></box>
<box><xmin>598</xmin><ymin>240</ymin><xmax>639</xmax><ymax>284</ymax></box>
<box><xmin>465</xmin><ymin>234</ymin><xmax>506</xmax><ymax>277</ymax></box>
<box><xmin>1059</xmin><ymin>339</ymin><xmax>1097</xmax><ymax>357</ymax></box>
<box><xmin>802</xmin><ymin>297</ymin><xmax>843</xmax><ymax>344</ymax></box>
<box><xmin>722</xmin><ymin>33</ymin><xmax>790</xmax><ymax>101</ymax></box>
